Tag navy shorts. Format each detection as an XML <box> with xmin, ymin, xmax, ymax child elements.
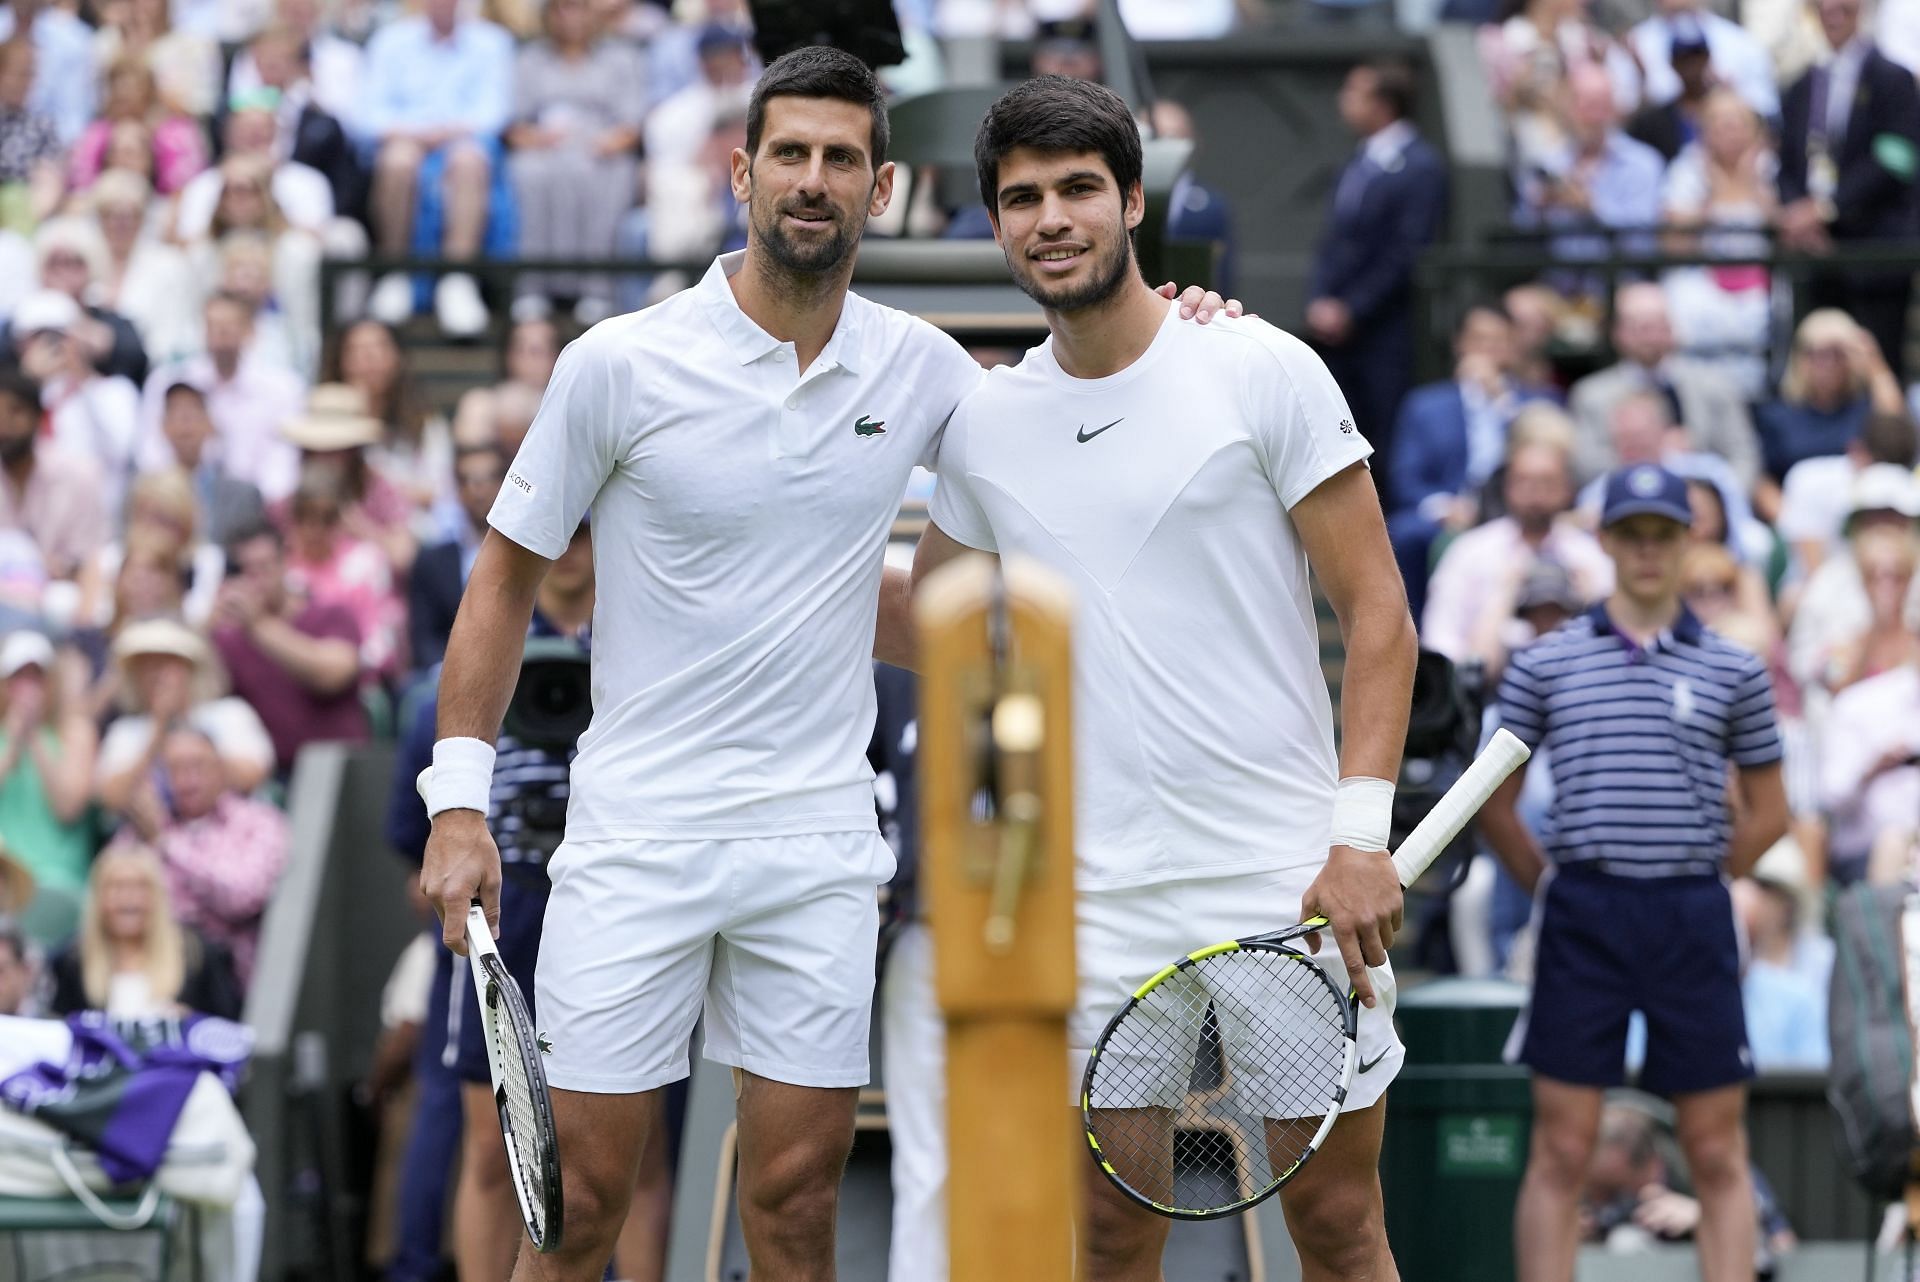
<box><xmin>449</xmin><ymin>862</ymin><xmax>552</xmax><ymax>1085</ymax></box>
<box><xmin>1512</xmin><ymin>864</ymin><xmax>1753</xmax><ymax>1096</ymax></box>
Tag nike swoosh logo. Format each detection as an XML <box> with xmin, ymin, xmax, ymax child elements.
<box><xmin>1076</xmin><ymin>417</ymin><xmax>1123</xmax><ymax>443</ymax></box>
<box><xmin>1357</xmin><ymin>1048</ymin><xmax>1390</xmax><ymax>1075</ymax></box>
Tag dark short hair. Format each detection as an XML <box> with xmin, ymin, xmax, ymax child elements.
<box><xmin>162</xmin><ymin>380</ymin><xmax>207</xmax><ymax>408</ymax></box>
<box><xmin>1361</xmin><ymin>60</ymin><xmax>1417</xmax><ymax>121</ymax></box>
<box><xmin>745</xmin><ymin>45</ymin><xmax>889</xmax><ymax>170</ymax></box>
<box><xmin>1862</xmin><ymin>412</ymin><xmax>1919</xmax><ymax>469</ymax></box>
<box><xmin>454</xmin><ymin>441</ymin><xmax>506</xmax><ymax>468</ymax></box>
<box><xmin>1455</xmin><ymin>300</ymin><xmax>1512</xmax><ymax>337</ymax></box>
<box><xmin>0</xmin><ymin>364</ymin><xmax>40</xmax><ymax>414</ymax></box>
<box><xmin>225</xmin><ymin>519</ymin><xmax>283</xmax><ymax>555</ymax></box>
<box><xmin>975</xmin><ymin>75</ymin><xmax>1144</xmax><ymax>212</ymax></box>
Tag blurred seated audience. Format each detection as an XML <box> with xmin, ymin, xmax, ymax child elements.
<box><xmin>1754</xmin><ymin>310</ymin><xmax>1908</xmax><ymax>490</ymax></box>
<box><xmin>1479</xmin><ymin>0</ymin><xmax>1643</xmax><ymax>181</ymax></box>
<box><xmin>330</xmin><ymin>319</ymin><xmax>448</xmax><ymax>526</ymax></box>
<box><xmin>0</xmin><ymin>632</ymin><xmax>95</xmax><ymax>944</ymax></box>
<box><xmin>1776</xmin><ymin>409</ymin><xmax>1916</xmax><ymax>577</ymax></box>
<box><xmin>149</xmin><ymin>380</ymin><xmax>269</xmax><ymax>548</ymax></box>
<box><xmin>141</xmin><ymin>291</ymin><xmax>305</xmax><ymax>501</ymax></box>
<box><xmin>12</xmin><ymin>289</ymin><xmax>142</xmax><ymax>519</ymax></box>
<box><xmin>1513</xmin><ymin>66</ymin><xmax>1664</xmax><ymax>266</ymax></box>
<box><xmin>0</xmin><ymin>0</ymin><xmax>97</xmax><ymax>147</ymax></box>
<box><xmin>641</xmin><ymin>21</ymin><xmax>752</xmax><ymax>274</ymax></box>
<box><xmin>1628</xmin><ymin>1</ymin><xmax>1778</xmax><ymax>122</ymax></box>
<box><xmin>87</xmin><ymin>171</ymin><xmax>200</xmax><ymax>366</ymax></box>
<box><xmin>1568</xmin><ymin>282</ymin><xmax>1758</xmax><ymax>489</ymax></box>
<box><xmin>7</xmin><ymin>216</ymin><xmax>150</xmax><ymax>387</ymax></box>
<box><xmin>1502</xmin><ymin>283</ymin><xmax>1568</xmax><ymax>394</ymax></box>
<box><xmin>180</xmin><ymin>92</ymin><xmax>335</xmax><ymax>240</ymax></box>
<box><xmin>1787</xmin><ymin>463</ymin><xmax>1920</xmax><ymax>694</ymax></box>
<box><xmin>1730</xmin><ymin>861</ymin><xmax>1831</xmax><ymax>1070</ymax></box>
<box><xmin>360</xmin><ymin>0</ymin><xmax>513</xmax><ymax>338</ymax></box>
<box><xmin>0</xmin><ymin>363</ymin><xmax>108</xmax><ymax>586</ymax></box>
<box><xmin>0</xmin><ymin>38</ymin><xmax>64</xmax><ymax>234</ymax></box>
<box><xmin>408</xmin><ymin>442</ymin><xmax>502</xmax><ymax>674</ymax></box>
<box><xmin>1386</xmin><ymin>302</ymin><xmax>1555</xmax><ymax>620</ymax></box>
<box><xmin>77</xmin><ymin>467</ymin><xmax>226</xmax><ymax>630</ymax></box>
<box><xmin>1625</xmin><ymin>15</ymin><xmax>1715</xmax><ymax>163</ymax></box>
<box><xmin>95</xmin><ymin>616</ymin><xmax>274</xmax><ymax>815</ymax></box>
<box><xmin>507</xmin><ymin>0</ymin><xmax>645</xmax><ymax>319</ymax></box>
<box><xmin>91</xmin><ymin>0</ymin><xmax>222</xmax><ymax>122</ymax></box>
<box><xmin>47</xmin><ymin>840</ymin><xmax>242</xmax><ymax>1019</ymax></box>
<box><xmin>1819</xmin><ymin>609</ymin><xmax>1920</xmax><ymax>885</ymax></box>
<box><xmin>211</xmin><ymin>520</ymin><xmax>368</xmax><ymax>774</ymax></box>
<box><xmin>119</xmin><ymin>724</ymin><xmax>288</xmax><ymax>987</ymax></box>
<box><xmin>279</xmin><ymin>462</ymin><xmax>403</xmax><ymax>679</ymax></box>
<box><xmin>275</xmin><ymin>383</ymin><xmax>416</xmax><ymax>574</ymax></box>
<box><xmin>225</xmin><ymin>0</ymin><xmax>363</xmax><ymax>127</ymax></box>
<box><xmin>1678</xmin><ymin>539</ymin><xmax>1775</xmax><ymax>656</ymax></box>
<box><xmin>68</xmin><ymin>56</ymin><xmax>205</xmax><ymax>198</ymax></box>
<box><xmin>450</xmin><ymin>312</ymin><xmax>558</xmax><ymax>454</ymax></box>
<box><xmin>226</xmin><ymin>27</ymin><xmax>368</xmax><ymax>228</ymax></box>
<box><xmin>1422</xmin><ymin>409</ymin><xmax>1612</xmax><ymax>661</ymax></box>
<box><xmin>1820</xmin><ymin>525</ymin><xmax>1920</xmax><ymax>689</ymax></box>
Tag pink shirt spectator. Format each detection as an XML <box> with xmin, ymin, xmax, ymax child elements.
<box><xmin>0</xmin><ymin>442</ymin><xmax>110</xmax><ymax>580</ymax></box>
<box><xmin>284</xmin><ymin>535</ymin><xmax>402</xmax><ymax>677</ymax></box>
<box><xmin>67</xmin><ymin>116</ymin><xmax>206</xmax><ymax>195</ymax></box>
<box><xmin>213</xmin><ymin>599</ymin><xmax>369</xmax><ymax>770</ymax></box>
<box><xmin>145</xmin><ymin>793</ymin><xmax>289</xmax><ymax>985</ymax></box>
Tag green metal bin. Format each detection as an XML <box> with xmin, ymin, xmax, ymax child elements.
<box><xmin>1382</xmin><ymin>977</ymin><xmax>1532</xmax><ymax>1282</ymax></box>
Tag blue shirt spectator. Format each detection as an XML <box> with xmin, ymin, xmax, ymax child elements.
<box><xmin>0</xmin><ymin>1</ymin><xmax>95</xmax><ymax>145</ymax></box>
<box><xmin>1517</xmin><ymin>66</ymin><xmax>1666</xmax><ymax>264</ymax></box>
<box><xmin>358</xmin><ymin>10</ymin><xmax>514</xmax><ymax>144</ymax></box>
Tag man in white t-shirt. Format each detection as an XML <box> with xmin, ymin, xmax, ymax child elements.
<box><xmin>902</xmin><ymin>76</ymin><xmax>1417</xmax><ymax>1282</ymax></box>
<box><xmin>417</xmin><ymin>48</ymin><xmax>1230</xmax><ymax>1282</ymax></box>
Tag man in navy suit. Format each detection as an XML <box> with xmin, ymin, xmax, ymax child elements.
<box><xmin>407</xmin><ymin>442</ymin><xmax>504</xmax><ymax>676</ymax></box>
<box><xmin>1386</xmin><ymin>303</ymin><xmax>1553</xmax><ymax>621</ymax></box>
<box><xmin>1306</xmin><ymin>60</ymin><xmax>1449</xmax><ymax>478</ymax></box>
<box><xmin>1777</xmin><ymin>0</ymin><xmax>1920</xmax><ymax>373</ymax></box>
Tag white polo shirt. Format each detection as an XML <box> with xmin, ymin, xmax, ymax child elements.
<box><xmin>490</xmin><ymin>252</ymin><xmax>983</xmax><ymax>842</ymax></box>
<box><xmin>929</xmin><ymin>304</ymin><xmax>1371</xmax><ymax>889</ymax></box>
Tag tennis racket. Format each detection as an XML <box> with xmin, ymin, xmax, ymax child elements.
<box><xmin>464</xmin><ymin>903</ymin><xmax>565</xmax><ymax>1251</ymax></box>
<box><xmin>1081</xmin><ymin>728</ymin><xmax>1531</xmax><ymax>1220</ymax></box>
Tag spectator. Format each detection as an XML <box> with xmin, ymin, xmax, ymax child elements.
<box><xmin>0</xmin><ymin>39</ymin><xmax>63</xmax><ymax>235</ymax></box>
<box><xmin>1503</xmin><ymin>282</ymin><xmax>1568</xmax><ymax>393</ymax></box>
<box><xmin>329</xmin><ymin>319</ymin><xmax>447</xmax><ymax>520</ymax></box>
<box><xmin>1776</xmin><ymin>408</ymin><xmax>1917</xmax><ymax>576</ymax></box>
<box><xmin>644</xmin><ymin>0</ymin><xmax>754</xmax><ymax>106</ymax></box>
<box><xmin>46</xmin><ymin>840</ymin><xmax>242</xmax><ymax>1018</ymax></box>
<box><xmin>1624</xmin><ymin>15</ymin><xmax>1716</xmax><ymax>163</ymax></box>
<box><xmin>1567</xmin><ymin>281</ymin><xmax>1759</xmax><ymax>489</ymax></box>
<box><xmin>1822</xmin><ymin>525</ymin><xmax>1920</xmax><ymax>689</ymax></box>
<box><xmin>275</xmin><ymin>382</ymin><xmax>416</xmax><ymax>575</ymax></box>
<box><xmin>1657</xmin><ymin>87</ymin><xmax>1777</xmax><ymax>400</ymax></box>
<box><xmin>91</xmin><ymin>0</ymin><xmax>221</xmax><ymax>123</ymax></box>
<box><xmin>1786</xmin><ymin>463</ymin><xmax>1920</xmax><ymax>693</ymax></box>
<box><xmin>0</xmin><ymin>631</ymin><xmax>95</xmax><ymax>945</ymax></box>
<box><xmin>1482</xmin><ymin>463</ymin><xmax>1787</xmax><ymax>1282</ymax></box>
<box><xmin>147</xmin><ymin>380</ymin><xmax>269</xmax><ymax>548</ymax></box>
<box><xmin>226</xmin><ymin>28</ymin><xmax>368</xmax><ymax>227</ymax></box>
<box><xmin>1305</xmin><ymin>60</ymin><xmax>1448</xmax><ymax>471</ymax></box>
<box><xmin>182</xmin><ymin>155</ymin><xmax>324</xmax><ymax>378</ymax></box>
<box><xmin>450</xmin><ymin>312</ymin><xmax>558</xmax><ymax>452</ymax></box>
<box><xmin>1146</xmin><ymin>101</ymin><xmax>1236</xmax><ymax>295</ymax></box>
<box><xmin>76</xmin><ymin>465</ymin><xmax>228</xmax><ymax>630</ymax></box>
<box><xmin>1629</xmin><ymin>0</ymin><xmax>1778</xmax><ymax>120</ymax></box>
<box><xmin>179</xmin><ymin>92</ymin><xmax>336</xmax><ymax>240</ymax></box>
<box><xmin>1386</xmin><ymin>302</ymin><xmax>1554</xmax><ymax>619</ymax></box>
<box><xmin>360</xmin><ymin>0</ymin><xmax>513</xmax><ymax>338</ymax></box>
<box><xmin>279</xmin><ymin>463</ymin><xmax>403</xmax><ymax>679</ymax></box>
<box><xmin>68</xmin><ymin>57</ymin><xmax>207</xmax><ymax>198</ymax></box>
<box><xmin>1776</xmin><ymin>0</ymin><xmax>1920</xmax><ymax>372</ymax></box>
<box><xmin>507</xmin><ymin>0</ymin><xmax>645</xmax><ymax>319</ymax></box>
<box><xmin>1818</xmin><ymin>577</ymin><xmax>1920</xmax><ymax>885</ymax></box>
<box><xmin>11</xmin><ymin>289</ymin><xmax>143</xmax><ymax>520</ymax></box>
<box><xmin>642</xmin><ymin>22</ymin><xmax>754</xmax><ymax>274</ymax></box>
<box><xmin>225</xmin><ymin>0</ymin><xmax>363</xmax><ymax>127</ymax></box>
<box><xmin>87</xmin><ymin>171</ymin><xmax>200</xmax><ymax>366</ymax></box>
<box><xmin>0</xmin><ymin>916</ymin><xmax>31</xmax><ymax>1014</ymax></box>
<box><xmin>211</xmin><ymin>520</ymin><xmax>367</xmax><ymax>773</ymax></box>
<box><xmin>10</xmin><ymin>216</ymin><xmax>151</xmax><ymax>387</ymax></box>
<box><xmin>1465</xmin><ymin>557</ymin><xmax>1591</xmax><ymax>688</ymax></box>
<box><xmin>140</xmin><ymin>291</ymin><xmax>306</xmax><ymax>501</ymax></box>
<box><xmin>1423</xmin><ymin>413</ymin><xmax>1614</xmax><ymax>661</ymax></box>
<box><xmin>407</xmin><ymin>442</ymin><xmax>501</xmax><ymax>674</ymax></box>
<box><xmin>0</xmin><ymin>0</ymin><xmax>98</xmax><ymax>146</ymax></box>
<box><xmin>1679</xmin><ymin>538</ymin><xmax>1774</xmax><ymax>656</ymax></box>
<box><xmin>95</xmin><ymin>616</ymin><xmax>274</xmax><ymax>815</ymax></box>
<box><xmin>0</xmin><ymin>362</ymin><xmax>107</xmax><ymax>584</ymax></box>
<box><xmin>1754</xmin><ymin>308</ymin><xmax>1908</xmax><ymax>487</ymax></box>
<box><xmin>1479</xmin><ymin>0</ymin><xmax>1643</xmax><ymax>181</ymax></box>
<box><xmin>1729</xmin><ymin>868</ymin><xmax>1830</xmax><ymax>1070</ymax></box>
<box><xmin>1515</xmin><ymin>65</ymin><xmax>1666</xmax><ymax>265</ymax></box>
<box><xmin>118</xmin><ymin>724</ymin><xmax>289</xmax><ymax>986</ymax></box>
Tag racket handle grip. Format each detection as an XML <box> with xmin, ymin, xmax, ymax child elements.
<box><xmin>1390</xmin><ymin>728</ymin><xmax>1531</xmax><ymax>890</ymax></box>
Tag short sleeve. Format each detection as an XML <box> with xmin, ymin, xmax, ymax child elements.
<box><xmin>1496</xmin><ymin>644</ymin><xmax>1549</xmax><ymax>751</ymax></box>
<box><xmin>918</xmin><ymin>338</ymin><xmax>988</xmax><ymax>472</ymax></box>
<box><xmin>926</xmin><ymin>408</ymin><xmax>997</xmax><ymax>552</ymax></box>
<box><xmin>1239</xmin><ymin>324</ymin><xmax>1373</xmax><ymax>510</ymax></box>
<box><xmin>1726</xmin><ymin>653</ymin><xmax>1783</xmax><ymax>767</ymax></box>
<box><xmin>489</xmin><ymin>331</ymin><xmax>634</xmax><ymax>559</ymax></box>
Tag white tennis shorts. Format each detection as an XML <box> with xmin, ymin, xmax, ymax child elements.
<box><xmin>1071</xmin><ymin>863</ymin><xmax>1405</xmax><ymax>1113</ymax></box>
<box><xmin>536</xmin><ymin>831</ymin><xmax>894</xmax><ymax>1094</ymax></box>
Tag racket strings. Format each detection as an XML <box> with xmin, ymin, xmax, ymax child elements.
<box><xmin>489</xmin><ymin>978</ymin><xmax>552</xmax><ymax>1239</ymax></box>
<box><xmin>1087</xmin><ymin>950</ymin><xmax>1350</xmax><ymax>1214</ymax></box>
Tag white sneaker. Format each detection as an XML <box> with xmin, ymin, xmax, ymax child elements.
<box><xmin>434</xmin><ymin>272</ymin><xmax>489</xmax><ymax>339</ymax></box>
<box><xmin>367</xmin><ymin>271</ymin><xmax>414</xmax><ymax>324</ymax></box>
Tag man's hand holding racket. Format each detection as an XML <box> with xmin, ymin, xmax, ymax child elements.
<box><xmin>420</xmin><ymin>786</ymin><xmax>503</xmax><ymax>956</ymax></box>
<box><xmin>1299</xmin><ymin>845</ymin><xmax>1404</xmax><ymax>1010</ymax></box>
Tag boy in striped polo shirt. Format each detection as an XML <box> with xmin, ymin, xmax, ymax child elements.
<box><xmin>1480</xmin><ymin>463</ymin><xmax>1789</xmax><ymax>1282</ymax></box>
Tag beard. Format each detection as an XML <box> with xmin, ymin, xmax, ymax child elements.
<box><xmin>751</xmin><ymin>191</ymin><xmax>862</xmax><ymax>278</ymax></box>
<box><xmin>1004</xmin><ymin>232</ymin><xmax>1136</xmax><ymax>313</ymax></box>
<box><xmin>0</xmin><ymin>435</ymin><xmax>32</xmax><ymax>465</ymax></box>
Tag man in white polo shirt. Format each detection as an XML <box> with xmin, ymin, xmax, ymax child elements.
<box><xmin>417</xmin><ymin>47</ymin><xmax>1231</xmax><ymax>1281</ymax></box>
<box><xmin>902</xmin><ymin>76</ymin><xmax>1418</xmax><ymax>1281</ymax></box>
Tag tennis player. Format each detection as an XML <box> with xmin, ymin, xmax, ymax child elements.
<box><xmin>1479</xmin><ymin>463</ymin><xmax>1788</xmax><ymax>1282</ymax></box>
<box><xmin>418</xmin><ymin>47</ymin><xmax>1234</xmax><ymax>1281</ymax></box>
<box><xmin>899</xmin><ymin>75</ymin><xmax>1418</xmax><ymax>1282</ymax></box>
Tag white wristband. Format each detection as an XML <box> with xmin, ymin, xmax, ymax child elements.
<box><xmin>425</xmin><ymin>737</ymin><xmax>495</xmax><ymax>819</ymax></box>
<box><xmin>1332</xmin><ymin>776</ymin><xmax>1395</xmax><ymax>853</ymax></box>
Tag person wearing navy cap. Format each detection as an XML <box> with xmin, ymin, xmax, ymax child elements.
<box><xmin>1479</xmin><ymin>463</ymin><xmax>1789</xmax><ymax>1282</ymax></box>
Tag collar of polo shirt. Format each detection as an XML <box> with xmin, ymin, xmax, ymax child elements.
<box><xmin>1585</xmin><ymin>600</ymin><xmax>1704</xmax><ymax>648</ymax></box>
<box><xmin>694</xmin><ymin>251</ymin><xmax>868</xmax><ymax>377</ymax></box>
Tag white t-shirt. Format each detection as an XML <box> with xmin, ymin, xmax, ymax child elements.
<box><xmin>95</xmin><ymin>697</ymin><xmax>277</xmax><ymax>784</ymax></box>
<box><xmin>489</xmin><ymin>253</ymin><xmax>983</xmax><ymax>841</ymax></box>
<box><xmin>929</xmin><ymin>304</ymin><xmax>1371</xmax><ymax>889</ymax></box>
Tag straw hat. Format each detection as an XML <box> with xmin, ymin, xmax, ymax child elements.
<box><xmin>110</xmin><ymin>617</ymin><xmax>223</xmax><ymax>708</ymax></box>
<box><xmin>280</xmin><ymin>383</ymin><xmax>385</xmax><ymax>452</ymax></box>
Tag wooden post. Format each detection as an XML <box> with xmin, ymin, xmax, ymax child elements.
<box><xmin>917</xmin><ymin>555</ymin><xmax>1080</xmax><ymax>1281</ymax></box>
